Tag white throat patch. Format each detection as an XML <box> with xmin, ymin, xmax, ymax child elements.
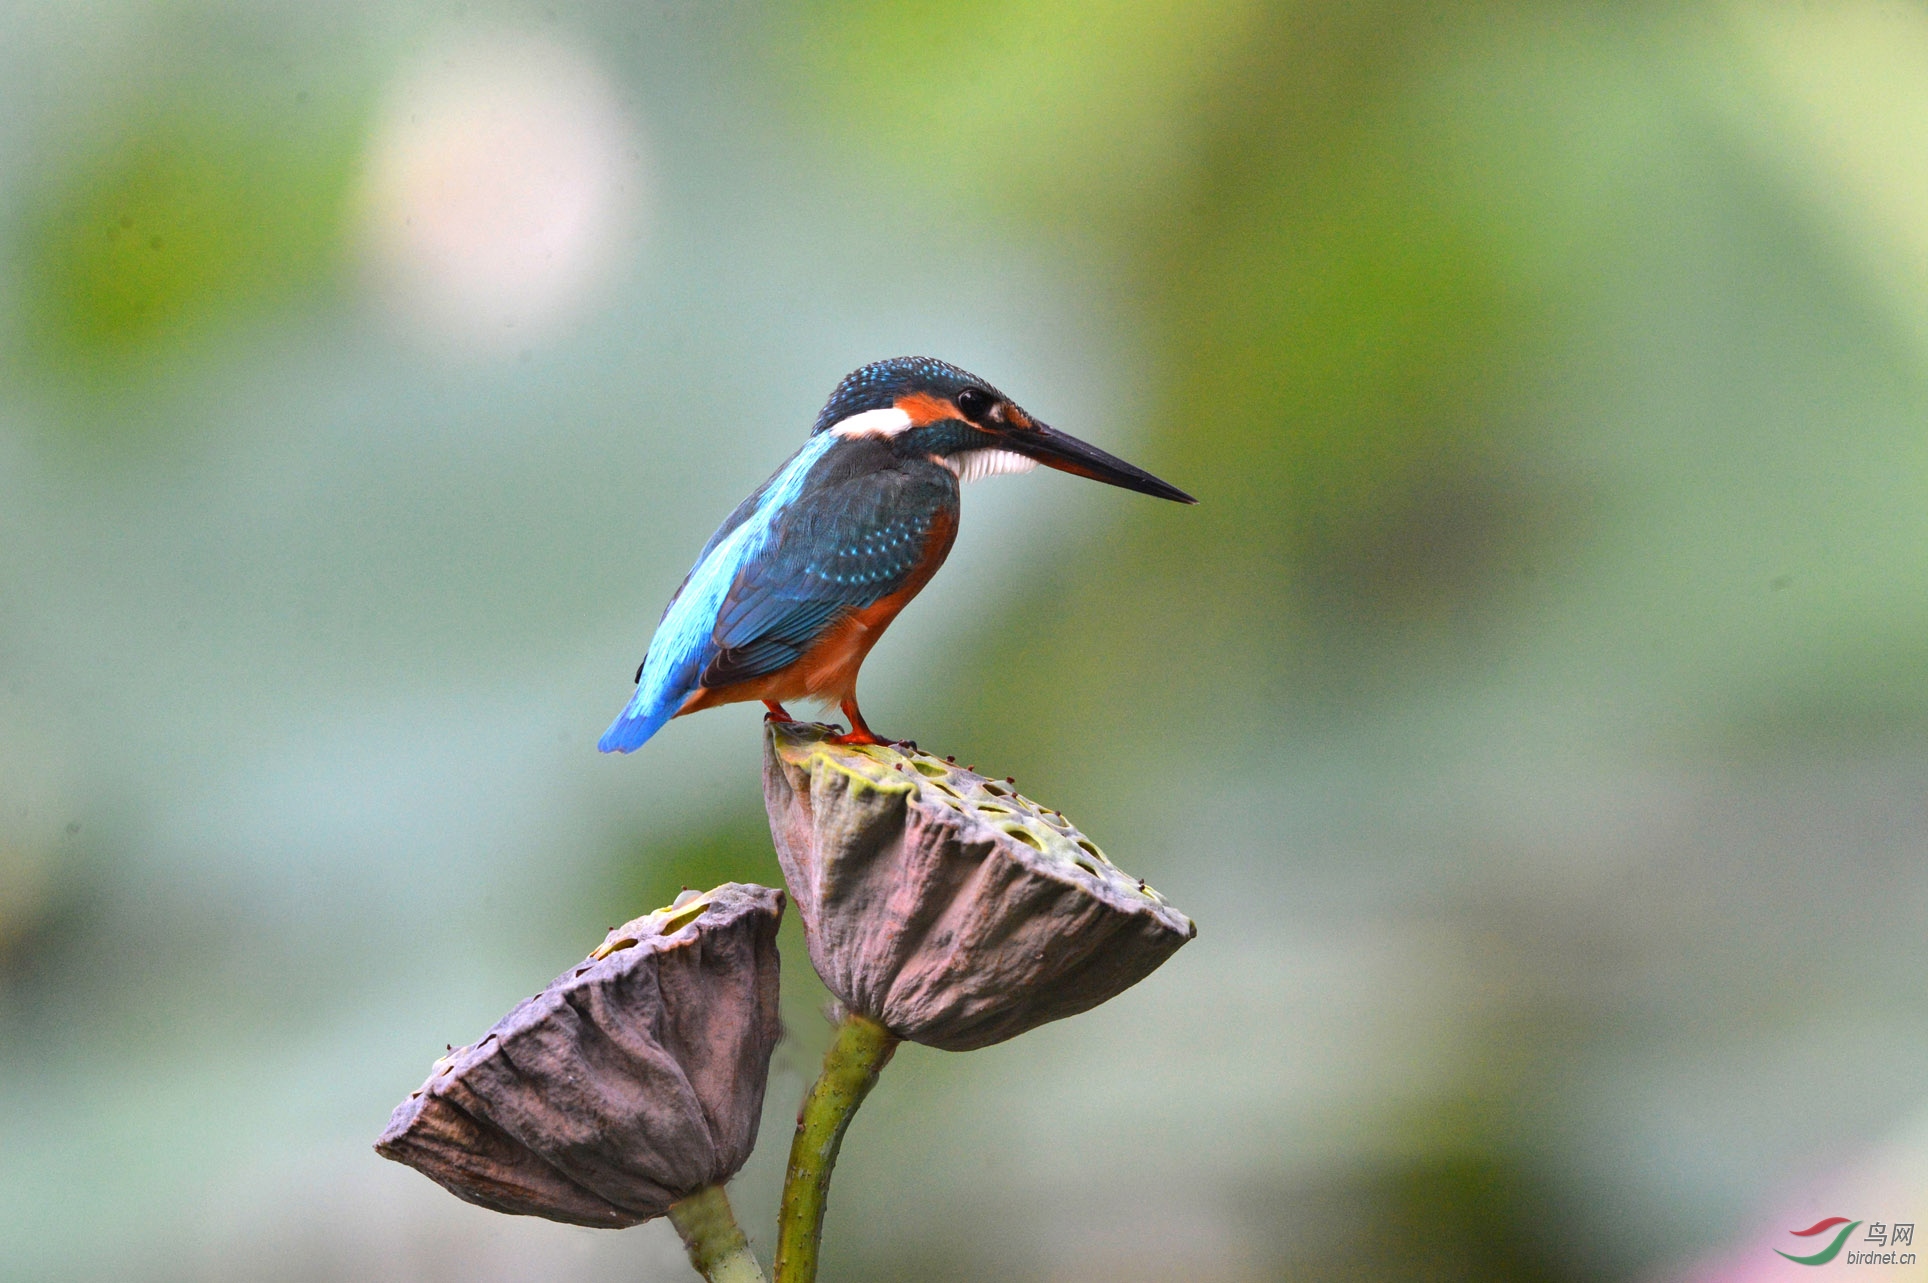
<box><xmin>945</xmin><ymin>447</ymin><xmax>1038</xmax><ymax>484</ymax></box>
<box><xmin>829</xmin><ymin>406</ymin><xmax>916</xmax><ymax>439</ymax></box>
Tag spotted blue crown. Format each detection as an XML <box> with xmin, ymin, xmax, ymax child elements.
<box><xmin>810</xmin><ymin>356</ymin><xmax>1005</xmax><ymax>434</ymax></box>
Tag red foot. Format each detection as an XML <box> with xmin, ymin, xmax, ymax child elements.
<box><xmin>828</xmin><ymin>696</ymin><xmax>886</xmax><ymax>746</ymax></box>
<box><xmin>762</xmin><ymin>700</ymin><xmax>794</xmax><ymax>723</ymax></box>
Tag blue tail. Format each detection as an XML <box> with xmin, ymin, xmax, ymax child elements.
<box><xmin>598</xmin><ymin>693</ymin><xmax>679</xmax><ymax>753</ymax></box>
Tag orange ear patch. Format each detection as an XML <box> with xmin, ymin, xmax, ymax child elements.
<box><xmin>895</xmin><ymin>392</ymin><xmax>960</xmax><ymax>426</ymax></box>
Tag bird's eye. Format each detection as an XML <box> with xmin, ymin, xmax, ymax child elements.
<box><xmin>953</xmin><ymin>388</ymin><xmax>993</xmax><ymax>421</ymax></box>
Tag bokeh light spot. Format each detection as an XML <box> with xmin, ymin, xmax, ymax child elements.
<box><xmin>355</xmin><ymin>33</ymin><xmax>644</xmax><ymax>354</ymax></box>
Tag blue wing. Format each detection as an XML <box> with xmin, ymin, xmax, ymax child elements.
<box><xmin>599</xmin><ymin>457</ymin><xmax>956</xmax><ymax>753</ymax></box>
<box><xmin>600</xmin><ymin>432</ymin><xmax>841</xmax><ymax>753</ymax></box>
<box><xmin>701</xmin><ymin>468</ymin><xmax>955</xmax><ymax>689</ymax></box>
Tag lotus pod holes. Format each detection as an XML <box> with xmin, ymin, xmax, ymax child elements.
<box><xmin>657</xmin><ymin>890</ymin><xmax>714</xmax><ymax>935</ymax></box>
<box><xmin>1004</xmin><ymin>825</ymin><xmax>1046</xmax><ymax>851</ymax></box>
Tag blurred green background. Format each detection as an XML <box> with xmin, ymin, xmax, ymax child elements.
<box><xmin>5</xmin><ymin>1</ymin><xmax>1928</xmax><ymax>1279</ymax></box>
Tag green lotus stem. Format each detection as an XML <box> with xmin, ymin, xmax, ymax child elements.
<box><xmin>668</xmin><ymin>1184</ymin><xmax>767</xmax><ymax>1283</ymax></box>
<box><xmin>775</xmin><ymin>1011</ymin><xmax>900</xmax><ymax>1283</ymax></box>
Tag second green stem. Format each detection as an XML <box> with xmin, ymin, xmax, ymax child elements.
<box><xmin>775</xmin><ymin>1011</ymin><xmax>900</xmax><ymax>1283</ymax></box>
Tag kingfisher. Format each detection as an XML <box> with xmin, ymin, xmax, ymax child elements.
<box><xmin>600</xmin><ymin>356</ymin><xmax>1194</xmax><ymax>752</ymax></box>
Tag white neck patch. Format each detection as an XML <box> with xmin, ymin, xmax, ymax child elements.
<box><xmin>829</xmin><ymin>406</ymin><xmax>915</xmax><ymax>439</ymax></box>
<box><xmin>944</xmin><ymin>447</ymin><xmax>1038</xmax><ymax>484</ymax></box>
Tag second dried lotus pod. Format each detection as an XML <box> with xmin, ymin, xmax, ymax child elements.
<box><xmin>376</xmin><ymin>882</ymin><xmax>783</xmax><ymax>1228</ymax></box>
<box><xmin>761</xmin><ymin>721</ymin><xmax>1195</xmax><ymax>1052</ymax></box>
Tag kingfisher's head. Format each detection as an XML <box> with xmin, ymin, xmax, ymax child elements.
<box><xmin>811</xmin><ymin>356</ymin><xmax>1196</xmax><ymax>504</ymax></box>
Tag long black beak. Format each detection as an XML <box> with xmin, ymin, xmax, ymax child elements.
<box><xmin>1006</xmin><ymin>423</ymin><xmax>1197</xmax><ymax>504</ymax></box>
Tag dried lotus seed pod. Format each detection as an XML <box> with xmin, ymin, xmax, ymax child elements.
<box><xmin>761</xmin><ymin>721</ymin><xmax>1194</xmax><ymax>1052</ymax></box>
<box><xmin>376</xmin><ymin>882</ymin><xmax>783</xmax><ymax>1227</ymax></box>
